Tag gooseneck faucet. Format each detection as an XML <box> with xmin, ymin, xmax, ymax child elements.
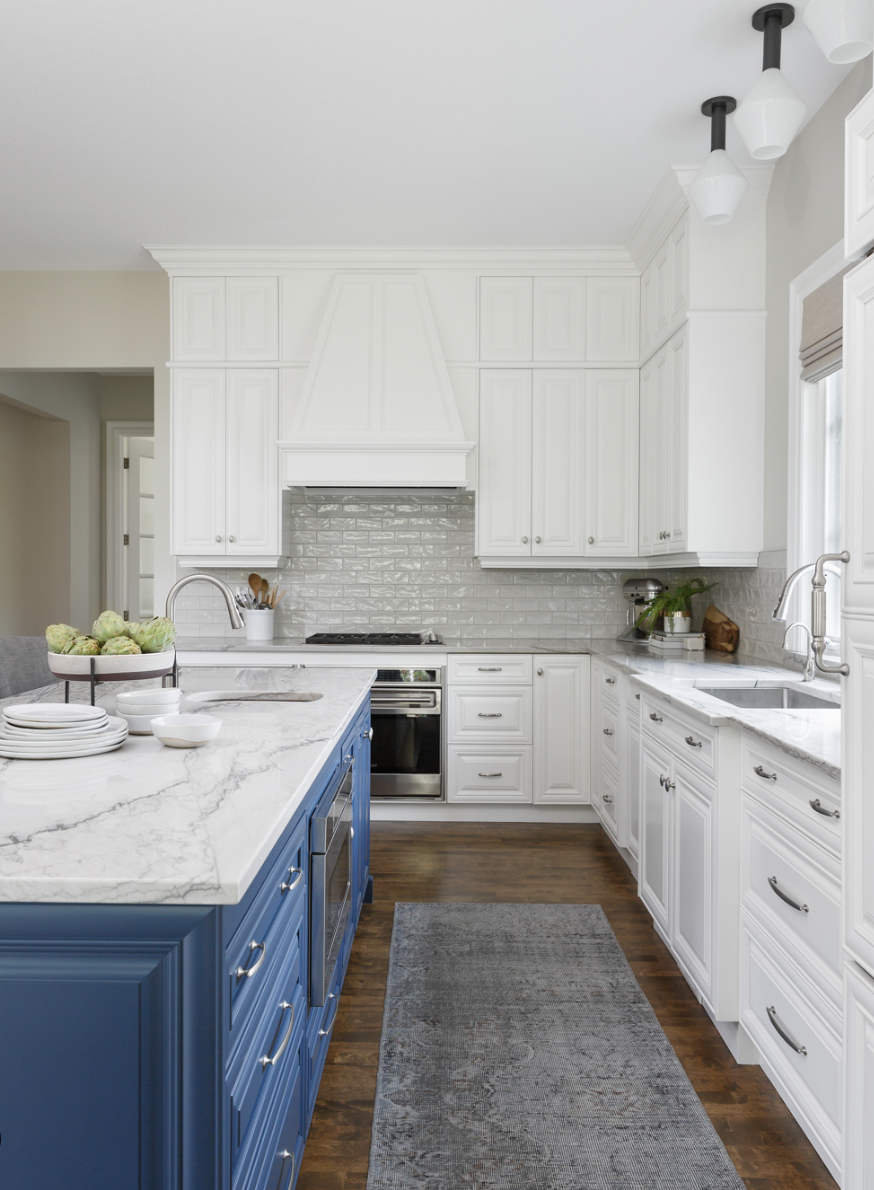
<box><xmin>165</xmin><ymin>573</ymin><xmax>245</xmax><ymax>630</ymax></box>
<box><xmin>772</xmin><ymin>551</ymin><xmax>850</xmax><ymax>677</ymax></box>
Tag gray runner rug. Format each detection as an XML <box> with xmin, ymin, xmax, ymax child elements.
<box><xmin>366</xmin><ymin>903</ymin><xmax>745</xmax><ymax>1189</ymax></box>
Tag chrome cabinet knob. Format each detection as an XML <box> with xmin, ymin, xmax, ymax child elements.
<box><xmin>228</xmin><ymin>535</ymin><xmax>235</xmax><ymax>543</ymax></box>
<box><xmin>537</xmin><ymin>667</ymin><xmax>543</xmax><ymax>675</ymax></box>
<box><xmin>215</xmin><ymin>535</ymin><xmax>222</xmax><ymax>543</ymax></box>
<box><xmin>588</xmin><ymin>536</ymin><xmax>594</xmax><ymax>544</ymax></box>
<box><xmin>535</xmin><ymin>536</ymin><xmax>541</xmax><ymax>543</ymax></box>
<box><xmin>522</xmin><ymin>536</ymin><xmax>528</xmax><ymax>544</ymax></box>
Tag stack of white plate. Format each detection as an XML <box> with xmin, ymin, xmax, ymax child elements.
<box><xmin>0</xmin><ymin>704</ymin><xmax>128</xmax><ymax>760</ymax></box>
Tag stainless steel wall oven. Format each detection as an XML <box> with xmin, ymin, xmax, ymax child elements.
<box><xmin>309</xmin><ymin>756</ymin><xmax>353</xmax><ymax>1006</ymax></box>
<box><xmin>370</xmin><ymin>668</ymin><xmax>443</xmax><ymax>800</ymax></box>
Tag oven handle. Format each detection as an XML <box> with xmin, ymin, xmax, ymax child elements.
<box><xmin>371</xmin><ymin>703</ymin><xmax>441</xmax><ymax>715</ymax></box>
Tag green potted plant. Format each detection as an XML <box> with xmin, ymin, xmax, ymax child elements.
<box><xmin>636</xmin><ymin>576</ymin><xmax>716</xmax><ymax>635</ymax></box>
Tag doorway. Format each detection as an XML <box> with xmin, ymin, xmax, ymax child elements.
<box><xmin>106</xmin><ymin>422</ymin><xmax>155</xmax><ymax>621</ymax></box>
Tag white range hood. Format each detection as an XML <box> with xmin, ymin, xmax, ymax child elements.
<box><xmin>280</xmin><ymin>274</ymin><xmax>474</xmax><ymax>489</ymax></box>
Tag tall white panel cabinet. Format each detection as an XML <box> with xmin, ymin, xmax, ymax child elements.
<box><xmin>533</xmin><ymin>658</ymin><xmax>589</xmax><ymax>803</ymax></box>
<box><xmin>476</xmin><ymin>371</ymin><xmax>532</xmax><ymax>558</ymax></box>
<box><xmin>842</xmin><ymin>249</ymin><xmax>874</xmax><ymax>1188</ymax></box>
<box><xmin>172</xmin><ymin>370</ymin><xmax>226</xmax><ymax>554</ymax></box>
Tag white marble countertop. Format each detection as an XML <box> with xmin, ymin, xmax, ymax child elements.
<box><xmin>0</xmin><ymin>666</ymin><xmax>374</xmax><ymax>906</ymax></box>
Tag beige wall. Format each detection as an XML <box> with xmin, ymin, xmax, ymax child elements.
<box><xmin>0</xmin><ymin>398</ymin><xmax>70</xmax><ymax>635</ymax></box>
<box><xmin>763</xmin><ymin>60</ymin><xmax>871</xmax><ymax>551</ymax></box>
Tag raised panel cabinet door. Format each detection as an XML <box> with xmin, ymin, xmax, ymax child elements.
<box><xmin>637</xmin><ymin>358</ymin><xmax>656</xmax><ymax>556</ymax></box>
<box><xmin>843</xmin><ymin>258</ymin><xmax>874</xmax><ymax>616</ymax></box>
<box><xmin>533</xmin><ymin>278</ymin><xmax>586</xmax><ymax>361</ymax></box>
<box><xmin>640</xmin><ymin>259</ymin><xmax>655</xmax><ymax>362</ymax></box>
<box><xmin>666</xmin><ymin>326</ymin><xmax>688</xmax><ymax>553</ymax></box>
<box><xmin>172</xmin><ymin>369</ymin><xmax>226</xmax><ymax>554</ymax></box>
<box><xmin>842</xmin><ymin>616</ymin><xmax>874</xmax><ymax>974</ymax></box>
<box><xmin>476</xmin><ymin>371</ymin><xmax>532</xmax><ymax>556</ymax></box>
<box><xmin>586</xmin><ymin>277</ymin><xmax>640</xmax><ymax>362</ymax></box>
<box><xmin>672</xmin><ymin>764</ymin><xmax>715</xmax><ymax>1003</ymax></box>
<box><xmin>533</xmin><ymin>657</ymin><xmax>589</xmax><ymax>803</ymax></box>
<box><xmin>173</xmin><ymin>277</ymin><xmax>226</xmax><ymax>361</ymax></box>
<box><xmin>585</xmin><ymin>370</ymin><xmax>639</xmax><ymax>556</ymax></box>
<box><xmin>531</xmin><ymin>370</ymin><xmax>586</xmax><ymax>556</ymax></box>
<box><xmin>639</xmin><ymin>739</ymin><xmax>672</xmax><ymax>937</ymax></box>
<box><xmin>626</xmin><ymin>716</ymin><xmax>641</xmax><ymax>860</ymax></box>
<box><xmin>227</xmin><ymin>277</ymin><xmax>279</xmax><ymax>361</ymax></box>
<box><xmin>639</xmin><ymin>346</ymin><xmax>670</xmax><ymax>555</ymax></box>
<box><xmin>479</xmin><ymin>277</ymin><xmax>532</xmax><ymax>361</ymax></box>
<box><xmin>652</xmin><ymin>240</ymin><xmax>671</xmax><ymax>347</ymax></box>
<box><xmin>844</xmin><ymin>961</ymin><xmax>874</xmax><ymax>1190</ymax></box>
<box><xmin>669</xmin><ymin>215</ymin><xmax>688</xmax><ymax>332</ymax></box>
<box><xmin>846</xmin><ymin>88</ymin><xmax>874</xmax><ymax>258</ymax></box>
<box><xmin>225</xmin><ymin>370</ymin><xmax>280</xmax><ymax>555</ymax></box>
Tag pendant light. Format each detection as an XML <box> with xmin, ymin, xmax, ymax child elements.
<box><xmin>734</xmin><ymin>4</ymin><xmax>807</xmax><ymax>160</ymax></box>
<box><xmin>689</xmin><ymin>97</ymin><xmax>749</xmax><ymax>225</ymax></box>
<box><xmin>803</xmin><ymin>0</ymin><xmax>873</xmax><ymax>64</ymax></box>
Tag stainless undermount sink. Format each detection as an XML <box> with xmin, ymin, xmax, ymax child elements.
<box><xmin>697</xmin><ymin>686</ymin><xmax>839</xmax><ymax>711</ymax></box>
<box><xmin>186</xmin><ymin>691</ymin><xmax>324</xmax><ymax>704</ymax></box>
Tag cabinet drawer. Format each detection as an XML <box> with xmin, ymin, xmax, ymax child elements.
<box><xmin>447</xmin><ymin>687</ymin><xmax>533</xmax><ymax>743</ymax></box>
<box><xmin>627</xmin><ymin>687</ymin><xmax>642</xmax><ymax>719</ymax></box>
<box><xmin>447</xmin><ymin>747</ymin><xmax>532</xmax><ymax>802</ymax></box>
<box><xmin>742</xmin><ymin>796</ymin><xmax>841</xmax><ymax>988</ymax></box>
<box><xmin>447</xmin><ymin>654</ymin><xmax>533</xmax><ymax>685</ymax></box>
<box><xmin>641</xmin><ymin>694</ymin><xmax>715</xmax><ymax>774</ymax></box>
<box><xmin>257</xmin><ymin>1048</ymin><xmax>305</xmax><ymax>1190</ymax></box>
<box><xmin>741</xmin><ymin>736</ymin><xmax>841</xmax><ymax>855</ymax></box>
<box><xmin>740</xmin><ymin>913</ymin><xmax>842</xmax><ymax>1178</ymax></box>
<box><xmin>226</xmin><ymin>818</ymin><xmax>307</xmax><ymax>1046</ymax></box>
<box><xmin>595</xmin><ymin>662</ymin><xmax>621</xmax><ymax>696</ymax></box>
<box><xmin>597</xmin><ymin>696</ymin><xmax>620</xmax><ymax>768</ymax></box>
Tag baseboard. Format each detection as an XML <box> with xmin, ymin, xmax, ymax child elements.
<box><xmin>703</xmin><ymin>1007</ymin><xmax>761</xmax><ymax>1066</ymax></box>
<box><xmin>370</xmin><ymin>801</ymin><xmax>599</xmax><ymax>823</ymax></box>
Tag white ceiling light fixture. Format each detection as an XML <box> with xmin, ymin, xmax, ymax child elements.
<box><xmin>734</xmin><ymin>4</ymin><xmax>808</xmax><ymax>160</ymax></box>
<box><xmin>803</xmin><ymin>0</ymin><xmax>874</xmax><ymax>63</ymax></box>
<box><xmin>689</xmin><ymin>96</ymin><xmax>750</xmax><ymax>224</ymax></box>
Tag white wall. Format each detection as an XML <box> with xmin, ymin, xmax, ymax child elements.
<box><xmin>763</xmin><ymin>60</ymin><xmax>871</xmax><ymax>551</ymax></box>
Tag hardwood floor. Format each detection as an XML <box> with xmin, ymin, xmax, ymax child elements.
<box><xmin>297</xmin><ymin>823</ymin><xmax>837</xmax><ymax>1190</ymax></box>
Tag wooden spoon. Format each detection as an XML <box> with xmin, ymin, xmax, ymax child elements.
<box><xmin>248</xmin><ymin>573</ymin><xmax>262</xmax><ymax>601</ymax></box>
<box><xmin>260</xmin><ymin>578</ymin><xmax>269</xmax><ymax>607</ymax></box>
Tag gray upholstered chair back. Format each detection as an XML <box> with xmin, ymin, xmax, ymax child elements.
<box><xmin>0</xmin><ymin>637</ymin><xmax>59</xmax><ymax>700</ymax></box>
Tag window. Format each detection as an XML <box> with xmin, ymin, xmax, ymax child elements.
<box><xmin>798</xmin><ymin>369</ymin><xmax>842</xmax><ymax>641</ymax></box>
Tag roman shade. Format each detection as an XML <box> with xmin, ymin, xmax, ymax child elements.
<box><xmin>800</xmin><ymin>266</ymin><xmax>854</xmax><ymax>382</ymax></box>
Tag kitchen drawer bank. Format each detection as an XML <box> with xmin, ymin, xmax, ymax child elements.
<box><xmin>0</xmin><ymin>696</ymin><xmax>372</xmax><ymax>1190</ymax></box>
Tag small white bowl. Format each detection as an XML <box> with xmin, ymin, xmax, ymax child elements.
<box><xmin>116</xmin><ymin>689</ymin><xmax>181</xmax><ymax>709</ymax></box>
<box><xmin>116</xmin><ymin>700</ymin><xmax>180</xmax><ymax>718</ymax></box>
<box><xmin>116</xmin><ymin>709</ymin><xmax>162</xmax><ymax>735</ymax></box>
<box><xmin>150</xmin><ymin>713</ymin><xmax>222</xmax><ymax>749</ymax></box>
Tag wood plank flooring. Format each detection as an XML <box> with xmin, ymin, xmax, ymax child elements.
<box><xmin>297</xmin><ymin>822</ymin><xmax>837</xmax><ymax>1190</ymax></box>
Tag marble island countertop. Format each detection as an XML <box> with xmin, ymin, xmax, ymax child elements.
<box><xmin>0</xmin><ymin>666</ymin><xmax>374</xmax><ymax>905</ymax></box>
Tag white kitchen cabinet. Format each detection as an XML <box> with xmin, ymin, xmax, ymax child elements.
<box><xmin>585</xmin><ymin>370</ymin><xmax>639</xmax><ymax>556</ymax></box>
<box><xmin>640</xmin><ymin>736</ymin><xmax>673</xmax><ymax>937</ymax></box>
<box><xmin>533</xmin><ymin>278</ymin><xmax>586</xmax><ymax>360</ymax></box>
<box><xmin>226</xmin><ymin>277</ymin><xmax>279</xmax><ymax>361</ymax></box>
<box><xmin>476</xmin><ymin>371</ymin><xmax>532</xmax><ymax>557</ymax></box>
<box><xmin>638</xmin><ymin>328</ymin><xmax>686</xmax><ymax>557</ymax></box>
<box><xmin>845</xmin><ymin>87</ymin><xmax>874</xmax><ymax>259</ymax></box>
<box><xmin>844</xmin><ymin>961</ymin><xmax>874</xmax><ymax>1190</ymax></box>
<box><xmin>172</xmin><ymin>278</ymin><xmax>226</xmax><ymax>362</ymax></box>
<box><xmin>672</xmin><ymin>763</ymin><xmax>716</xmax><ymax>1005</ymax></box>
<box><xmin>669</xmin><ymin>216</ymin><xmax>688</xmax><ymax>329</ymax></box>
<box><xmin>172</xmin><ymin>368</ymin><xmax>280</xmax><ymax>559</ymax></box>
<box><xmin>533</xmin><ymin>657</ymin><xmax>589</xmax><ymax>804</ymax></box>
<box><xmin>585</xmin><ymin>277</ymin><xmax>639</xmax><ymax>362</ymax></box>
<box><xmin>639</xmin><ymin>213</ymin><xmax>688</xmax><ymax>364</ymax></box>
<box><xmin>479</xmin><ymin>277</ymin><xmax>532</xmax><ymax>361</ymax></box>
<box><xmin>447</xmin><ymin>748</ymin><xmax>533</xmax><ymax>803</ymax></box>
<box><xmin>626</xmin><ymin>711</ymin><xmax>641</xmax><ymax>861</ymax></box>
<box><xmin>843</xmin><ymin>259</ymin><xmax>874</xmax><ymax>618</ymax></box>
<box><xmin>531</xmin><ymin>371</ymin><xmax>586</xmax><ymax>556</ymax></box>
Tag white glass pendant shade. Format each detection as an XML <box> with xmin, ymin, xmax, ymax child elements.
<box><xmin>689</xmin><ymin>150</ymin><xmax>749</xmax><ymax>224</ymax></box>
<box><xmin>734</xmin><ymin>67</ymin><xmax>807</xmax><ymax>159</ymax></box>
<box><xmin>804</xmin><ymin>0</ymin><xmax>873</xmax><ymax>63</ymax></box>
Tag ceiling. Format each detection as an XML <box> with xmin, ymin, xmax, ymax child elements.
<box><xmin>0</xmin><ymin>0</ymin><xmax>852</xmax><ymax>270</ymax></box>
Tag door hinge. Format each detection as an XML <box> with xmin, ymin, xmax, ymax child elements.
<box><xmin>123</xmin><ymin>457</ymin><xmax>130</xmax><ymax>469</ymax></box>
<box><xmin>123</xmin><ymin>610</ymin><xmax>129</xmax><ymax>620</ymax></box>
<box><xmin>123</xmin><ymin>533</ymin><xmax>130</xmax><ymax>546</ymax></box>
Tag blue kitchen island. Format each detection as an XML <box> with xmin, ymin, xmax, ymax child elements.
<box><xmin>0</xmin><ymin>666</ymin><xmax>373</xmax><ymax>1190</ymax></box>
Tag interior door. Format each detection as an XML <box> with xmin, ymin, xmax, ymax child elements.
<box><xmin>124</xmin><ymin>436</ymin><xmax>155</xmax><ymax>621</ymax></box>
<box><xmin>531</xmin><ymin>371</ymin><xmax>585</xmax><ymax>556</ymax></box>
<box><xmin>476</xmin><ymin>371</ymin><xmax>532</xmax><ymax>557</ymax></box>
<box><xmin>639</xmin><ymin>738</ymin><xmax>672</xmax><ymax>937</ymax></box>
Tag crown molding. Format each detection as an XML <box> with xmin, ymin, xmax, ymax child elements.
<box><xmin>145</xmin><ymin>244</ymin><xmax>637</xmax><ymax>275</ymax></box>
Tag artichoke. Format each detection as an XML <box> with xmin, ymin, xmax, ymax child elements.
<box><xmin>131</xmin><ymin>617</ymin><xmax>176</xmax><ymax>653</ymax></box>
<box><xmin>100</xmin><ymin>636</ymin><xmax>142</xmax><ymax>656</ymax></box>
<box><xmin>92</xmin><ymin>610</ymin><xmax>127</xmax><ymax>645</ymax></box>
<box><xmin>63</xmin><ymin>636</ymin><xmax>101</xmax><ymax>656</ymax></box>
<box><xmin>123</xmin><ymin>621</ymin><xmax>141</xmax><ymax>639</ymax></box>
<box><xmin>45</xmin><ymin>624</ymin><xmax>79</xmax><ymax>653</ymax></box>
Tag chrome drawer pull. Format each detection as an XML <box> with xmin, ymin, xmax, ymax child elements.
<box><xmin>363</xmin><ymin>727</ymin><xmax>373</xmax><ymax>740</ymax></box>
<box><xmin>318</xmin><ymin>992</ymin><xmax>338</xmax><ymax>1038</ymax></box>
<box><xmin>685</xmin><ymin>735</ymin><xmax>702</xmax><ymax>748</ymax></box>
<box><xmin>278</xmin><ymin>1151</ymin><xmax>296</xmax><ymax>1190</ymax></box>
<box><xmin>478</xmin><ymin>712</ymin><xmax>503</xmax><ymax>718</ymax></box>
<box><xmin>478</xmin><ymin>772</ymin><xmax>503</xmax><ymax>778</ymax></box>
<box><xmin>649</xmin><ymin>712</ymin><xmax>662</xmax><ymax>722</ymax></box>
<box><xmin>260</xmin><ymin>1001</ymin><xmax>295</xmax><ymax>1069</ymax></box>
<box><xmin>767</xmin><ymin>1005</ymin><xmax>807</xmax><ymax>1055</ymax></box>
<box><xmin>659</xmin><ymin>773</ymin><xmax>674</xmax><ymax>789</ymax></box>
<box><xmin>768</xmin><ymin>876</ymin><xmax>809</xmax><ymax>914</ymax></box>
<box><xmin>809</xmin><ymin>798</ymin><xmax>840</xmax><ymax>819</ymax></box>
<box><xmin>478</xmin><ymin>666</ymin><xmax>502</xmax><ymax>672</ymax></box>
<box><xmin>602</xmin><ymin>728</ymin><xmax>614</xmax><ymax>736</ymax></box>
<box><xmin>754</xmin><ymin>765</ymin><xmax>777</xmax><ymax>781</ymax></box>
<box><xmin>635</xmin><ymin>693</ymin><xmax>641</xmax><ymax>700</ymax></box>
<box><xmin>605</xmin><ymin>677</ymin><xmax>615</xmax><ymax>684</ymax></box>
<box><xmin>280</xmin><ymin>866</ymin><xmax>303</xmax><ymax>894</ymax></box>
<box><xmin>236</xmin><ymin>939</ymin><xmax>266</xmax><ymax>980</ymax></box>
<box><xmin>602</xmin><ymin>794</ymin><xmax>614</xmax><ymax>804</ymax></box>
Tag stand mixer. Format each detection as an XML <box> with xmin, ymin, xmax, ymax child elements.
<box><xmin>620</xmin><ymin>578</ymin><xmax>665</xmax><ymax>640</ymax></box>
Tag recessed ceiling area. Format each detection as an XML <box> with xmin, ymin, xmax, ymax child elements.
<box><xmin>0</xmin><ymin>0</ymin><xmax>851</xmax><ymax>269</ymax></box>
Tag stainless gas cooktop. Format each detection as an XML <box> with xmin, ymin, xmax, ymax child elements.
<box><xmin>305</xmin><ymin>631</ymin><xmax>442</xmax><ymax>646</ymax></box>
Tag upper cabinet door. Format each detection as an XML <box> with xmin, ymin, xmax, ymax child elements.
<box><xmin>652</xmin><ymin>241</ymin><xmax>671</xmax><ymax>346</ymax></box>
<box><xmin>584</xmin><ymin>370</ymin><xmax>639</xmax><ymax>556</ymax></box>
<box><xmin>843</xmin><ymin>258</ymin><xmax>874</xmax><ymax>616</ymax></box>
<box><xmin>173</xmin><ymin>278</ymin><xmax>226</xmax><ymax>361</ymax></box>
<box><xmin>171</xmin><ymin>369</ymin><xmax>226</xmax><ymax>553</ymax></box>
<box><xmin>640</xmin><ymin>259</ymin><xmax>655</xmax><ymax>362</ymax></box>
<box><xmin>639</xmin><ymin>346</ymin><xmax>670</xmax><ymax>556</ymax></box>
<box><xmin>225</xmin><ymin>370</ymin><xmax>280</xmax><ymax>555</ymax></box>
<box><xmin>227</xmin><ymin>278</ymin><xmax>279</xmax><ymax>361</ymax></box>
<box><xmin>669</xmin><ymin>216</ymin><xmax>688</xmax><ymax>333</ymax></box>
<box><xmin>476</xmin><ymin>370</ymin><xmax>532</xmax><ymax>556</ymax></box>
<box><xmin>532</xmin><ymin>278</ymin><xmax>586</xmax><ymax>361</ymax></box>
<box><xmin>531</xmin><ymin>371</ymin><xmax>586</xmax><ymax>556</ymax></box>
<box><xmin>479</xmin><ymin>278</ymin><xmax>533</xmax><ymax>361</ymax></box>
<box><xmin>666</xmin><ymin>327</ymin><xmax>688</xmax><ymax>554</ymax></box>
<box><xmin>846</xmin><ymin>89</ymin><xmax>874</xmax><ymax>259</ymax></box>
<box><xmin>586</xmin><ymin>277</ymin><xmax>640</xmax><ymax>362</ymax></box>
